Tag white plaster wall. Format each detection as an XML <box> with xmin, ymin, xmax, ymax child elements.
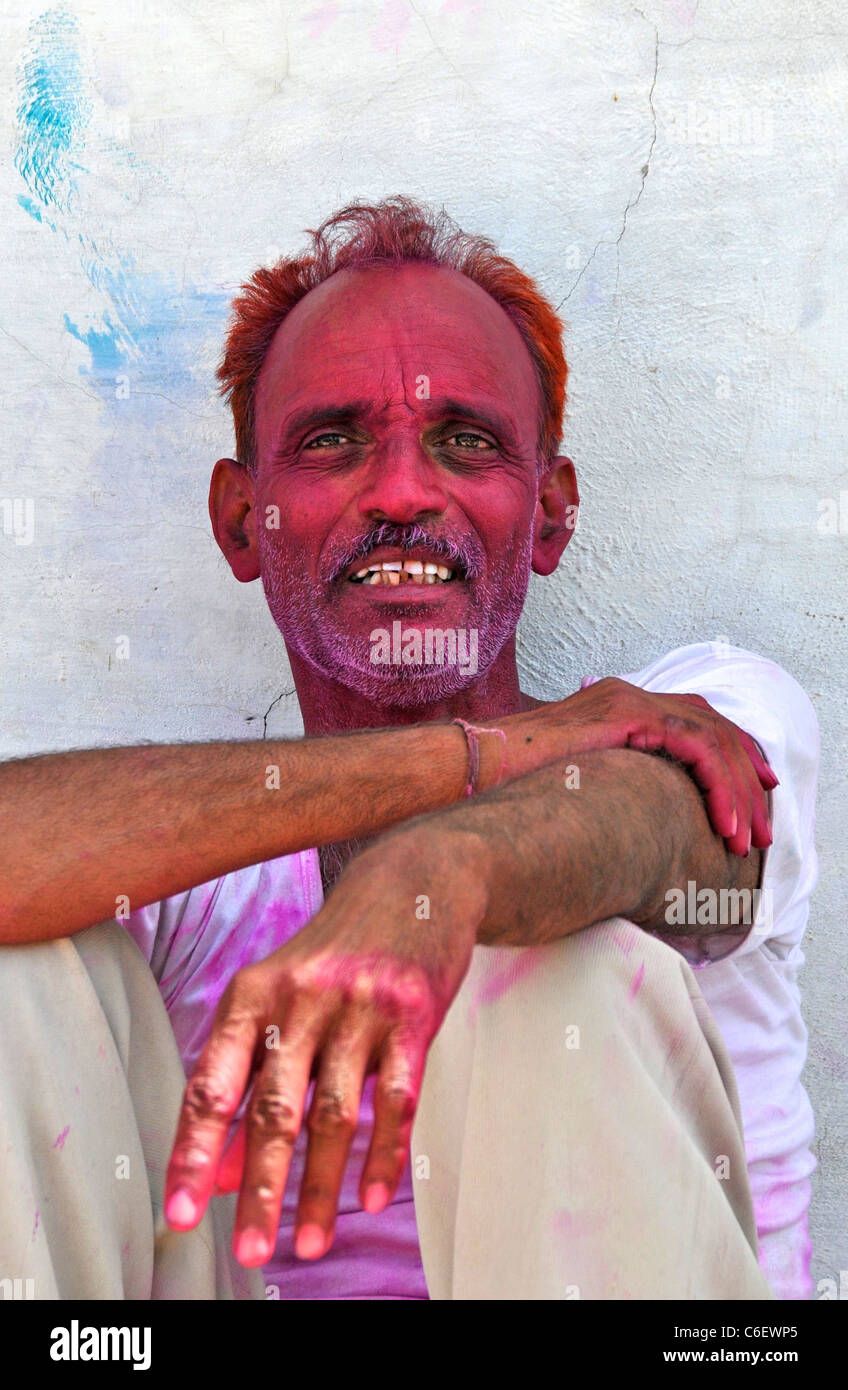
<box><xmin>1</xmin><ymin>0</ymin><xmax>845</xmax><ymax>1290</ymax></box>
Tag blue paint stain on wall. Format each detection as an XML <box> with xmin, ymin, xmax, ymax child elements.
<box><xmin>15</xmin><ymin>8</ymin><xmax>90</xmax><ymax>217</ymax></box>
<box><xmin>13</xmin><ymin>6</ymin><xmax>233</xmax><ymax>416</ymax></box>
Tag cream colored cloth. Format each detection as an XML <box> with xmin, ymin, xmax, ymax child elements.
<box><xmin>0</xmin><ymin>917</ymin><xmax>771</xmax><ymax>1300</ymax></box>
<box><xmin>411</xmin><ymin>916</ymin><xmax>773</xmax><ymax>1300</ymax></box>
<box><xmin>0</xmin><ymin>921</ymin><xmax>263</xmax><ymax>1300</ymax></box>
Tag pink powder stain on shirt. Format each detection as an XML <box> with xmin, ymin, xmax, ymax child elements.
<box><xmin>552</xmin><ymin>1207</ymin><xmax>606</xmax><ymax>1241</ymax></box>
<box><xmin>31</xmin><ymin>1208</ymin><xmax>39</xmax><ymax>1239</ymax></box>
<box><xmin>628</xmin><ymin>962</ymin><xmax>645</xmax><ymax>1000</ymax></box>
<box><xmin>97</xmin><ymin>1043</ymin><xmax>106</xmax><ymax>1058</ymax></box>
<box><xmin>53</xmin><ymin>1126</ymin><xmax>70</xmax><ymax>1150</ymax></box>
<box><xmin>610</xmin><ymin>925</ymin><xmax>636</xmax><ymax>958</ymax></box>
<box><xmin>468</xmin><ymin>949</ymin><xmax>541</xmax><ymax>1025</ymax></box>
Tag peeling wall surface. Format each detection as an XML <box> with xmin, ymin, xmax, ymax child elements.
<box><xmin>1</xmin><ymin>0</ymin><xmax>845</xmax><ymax>1291</ymax></box>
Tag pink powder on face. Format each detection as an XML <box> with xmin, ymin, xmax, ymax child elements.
<box><xmin>53</xmin><ymin>1126</ymin><xmax>70</xmax><ymax>1150</ymax></box>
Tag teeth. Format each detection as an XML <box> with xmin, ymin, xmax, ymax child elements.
<box><xmin>352</xmin><ymin>558</ymin><xmax>456</xmax><ymax>584</ymax></box>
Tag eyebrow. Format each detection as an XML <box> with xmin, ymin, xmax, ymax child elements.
<box><xmin>271</xmin><ymin>396</ymin><xmax>520</xmax><ymax>457</ymax></box>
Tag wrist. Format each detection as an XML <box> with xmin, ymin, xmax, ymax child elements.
<box><xmin>368</xmin><ymin>820</ymin><xmax>491</xmax><ymax>942</ymax></box>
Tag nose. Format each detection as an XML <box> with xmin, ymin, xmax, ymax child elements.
<box><xmin>356</xmin><ymin>430</ymin><xmax>450</xmax><ymax>525</ymax></box>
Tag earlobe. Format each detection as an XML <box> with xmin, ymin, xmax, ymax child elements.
<box><xmin>531</xmin><ymin>456</ymin><xmax>579</xmax><ymax>576</ymax></box>
<box><xmin>208</xmin><ymin>458</ymin><xmax>261</xmax><ymax>582</ymax></box>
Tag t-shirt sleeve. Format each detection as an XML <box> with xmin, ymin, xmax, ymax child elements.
<box><xmin>613</xmin><ymin>642</ymin><xmax>820</xmax><ymax>968</ymax></box>
<box><xmin>124</xmin><ymin>881</ymin><xmax>228</xmax><ymax>1007</ymax></box>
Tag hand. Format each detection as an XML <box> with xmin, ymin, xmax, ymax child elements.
<box><xmin>498</xmin><ymin>679</ymin><xmax>777</xmax><ymax>856</ymax></box>
<box><xmin>162</xmin><ymin>828</ymin><xmax>485</xmax><ymax>1266</ymax></box>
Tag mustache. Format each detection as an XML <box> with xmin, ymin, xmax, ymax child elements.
<box><xmin>327</xmin><ymin>522</ymin><xmax>483</xmax><ymax>583</ymax></box>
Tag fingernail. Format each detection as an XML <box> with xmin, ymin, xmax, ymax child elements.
<box><xmin>235</xmin><ymin>1227</ymin><xmax>272</xmax><ymax>1266</ymax></box>
<box><xmin>363</xmin><ymin>1182</ymin><xmax>390</xmax><ymax>1214</ymax></box>
<box><xmin>295</xmin><ymin>1223</ymin><xmax>326</xmax><ymax>1260</ymax></box>
<box><xmin>729</xmin><ymin>811</ymin><xmax>738</xmax><ymax>837</ymax></box>
<box><xmin>165</xmin><ymin>1188</ymin><xmax>198</xmax><ymax>1228</ymax></box>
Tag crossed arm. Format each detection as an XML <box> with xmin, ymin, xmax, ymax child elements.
<box><xmin>161</xmin><ymin>713</ymin><xmax>772</xmax><ymax>1268</ymax></box>
<box><xmin>0</xmin><ymin>678</ymin><xmax>775</xmax><ymax>1267</ymax></box>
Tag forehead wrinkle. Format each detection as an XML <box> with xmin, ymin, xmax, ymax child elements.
<box><xmin>256</xmin><ymin>265</ymin><xmax>542</xmax><ymax>455</ymax></box>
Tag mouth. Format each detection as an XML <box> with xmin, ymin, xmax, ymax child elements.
<box><xmin>344</xmin><ymin>549</ymin><xmax>460</xmax><ymax>588</ymax></box>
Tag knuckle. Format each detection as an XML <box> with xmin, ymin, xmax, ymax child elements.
<box><xmin>681</xmin><ymin>692</ymin><xmax>711</xmax><ymax>710</ymax></box>
<box><xmin>248</xmin><ymin>1092</ymin><xmax>301</xmax><ymax>1144</ymax></box>
<box><xmin>308</xmin><ymin>1090</ymin><xmax>357</xmax><ymax>1136</ymax></box>
<box><xmin>377</xmin><ymin>1081</ymin><xmax>418</xmax><ymax>1125</ymax></box>
<box><xmin>183</xmin><ymin>1075</ymin><xmax>235</xmax><ymax>1122</ymax></box>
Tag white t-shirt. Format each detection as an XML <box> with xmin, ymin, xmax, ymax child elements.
<box><xmin>128</xmin><ymin>642</ymin><xmax>819</xmax><ymax>1300</ymax></box>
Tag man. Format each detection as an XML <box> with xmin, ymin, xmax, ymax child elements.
<box><xmin>0</xmin><ymin>197</ymin><xmax>818</xmax><ymax>1301</ymax></box>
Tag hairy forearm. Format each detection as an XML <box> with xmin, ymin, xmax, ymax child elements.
<box><xmin>430</xmin><ymin>748</ymin><xmax>763</xmax><ymax>947</ymax></box>
<box><xmin>0</xmin><ymin>726</ymin><xmax>481</xmax><ymax>942</ymax></box>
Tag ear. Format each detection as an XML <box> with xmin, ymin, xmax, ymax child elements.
<box><xmin>531</xmin><ymin>456</ymin><xmax>579</xmax><ymax>576</ymax></box>
<box><xmin>208</xmin><ymin>458</ymin><xmax>261</xmax><ymax>582</ymax></box>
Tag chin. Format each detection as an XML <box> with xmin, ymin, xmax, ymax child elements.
<box><xmin>326</xmin><ymin>656</ymin><xmax>481</xmax><ymax>708</ymax></box>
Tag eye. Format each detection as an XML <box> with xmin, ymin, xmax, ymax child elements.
<box><xmin>444</xmin><ymin>431</ymin><xmax>494</xmax><ymax>450</ymax></box>
<box><xmin>304</xmin><ymin>432</ymin><xmax>351</xmax><ymax>449</ymax></box>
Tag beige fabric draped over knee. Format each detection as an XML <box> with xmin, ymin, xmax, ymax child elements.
<box><xmin>410</xmin><ymin>917</ymin><xmax>773</xmax><ymax>1301</ymax></box>
<box><xmin>0</xmin><ymin>916</ymin><xmax>771</xmax><ymax>1300</ymax></box>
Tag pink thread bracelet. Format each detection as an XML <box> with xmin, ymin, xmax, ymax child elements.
<box><xmin>452</xmin><ymin>718</ymin><xmax>508</xmax><ymax>797</ymax></box>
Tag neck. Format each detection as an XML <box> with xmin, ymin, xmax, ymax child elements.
<box><xmin>286</xmin><ymin>634</ymin><xmax>541</xmax><ymax>737</ymax></box>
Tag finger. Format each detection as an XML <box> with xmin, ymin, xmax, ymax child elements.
<box><xmin>722</xmin><ymin>730</ymin><xmax>772</xmax><ymax>853</ymax></box>
<box><xmin>164</xmin><ymin>999</ymin><xmax>260</xmax><ymax>1231</ymax></box>
<box><xmin>674</xmin><ymin>697</ymin><xmax>779</xmax><ymax>790</ymax></box>
<box><xmin>735</xmin><ymin>726</ymin><xmax>780</xmax><ymax>789</ymax></box>
<box><xmin>233</xmin><ymin>1003</ymin><xmax>322</xmax><ymax>1267</ymax></box>
<box><xmin>294</xmin><ymin>1026</ymin><xmax>374</xmax><ymax>1260</ymax></box>
<box><xmin>627</xmin><ymin>715</ymin><xmax>738</xmax><ymax>841</ymax></box>
<box><xmin>710</xmin><ymin>728</ymin><xmax>757</xmax><ymax>855</ymax></box>
<box><xmin>359</xmin><ymin>1029</ymin><xmax>427</xmax><ymax>1215</ymax></box>
<box><xmin>213</xmin><ymin>1114</ymin><xmax>248</xmax><ymax>1195</ymax></box>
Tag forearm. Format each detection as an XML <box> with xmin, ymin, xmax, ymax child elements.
<box><xmin>0</xmin><ymin>725</ymin><xmax>480</xmax><ymax>942</ymax></box>
<box><xmin>424</xmin><ymin>748</ymin><xmax>763</xmax><ymax>947</ymax></box>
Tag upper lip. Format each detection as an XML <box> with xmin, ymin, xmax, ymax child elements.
<box><xmin>342</xmin><ymin>547</ymin><xmax>461</xmax><ymax>580</ymax></box>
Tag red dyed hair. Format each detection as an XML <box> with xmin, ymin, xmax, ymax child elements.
<box><xmin>216</xmin><ymin>195</ymin><xmax>567</xmax><ymax>474</ymax></box>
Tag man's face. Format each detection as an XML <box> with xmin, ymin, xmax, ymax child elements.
<box><xmin>227</xmin><ymin>262</ymin><xmax>559</xmax><ymax>706</ymax></box>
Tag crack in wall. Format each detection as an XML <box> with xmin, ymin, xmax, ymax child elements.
<box><xmin>557</xmin><ymin>16</ymin><xmax>659</xmax><ymax>314</ymax></box>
